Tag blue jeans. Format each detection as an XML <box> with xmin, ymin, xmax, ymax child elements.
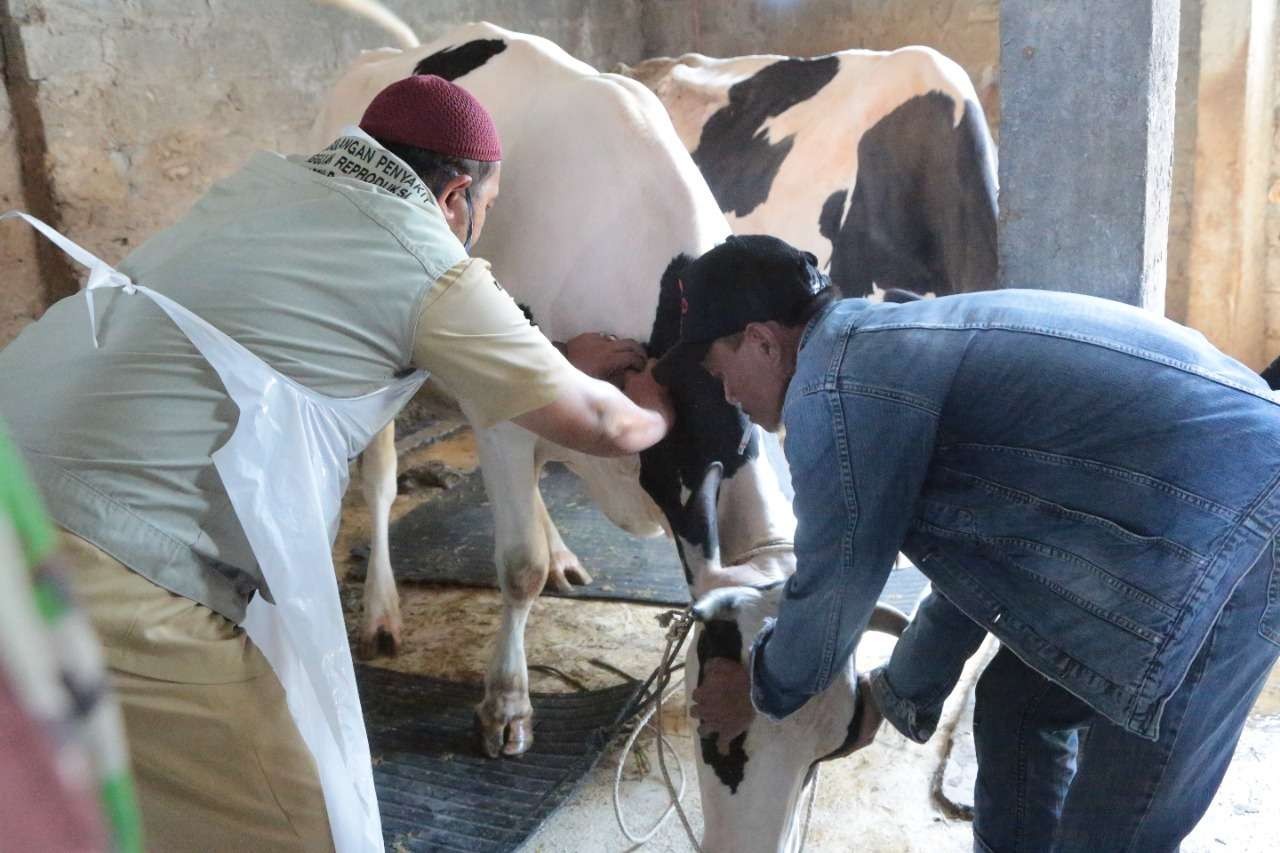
<box><xmin>873</xmin><ymin>543</ymin><xmax>1280</xmax><ymax>852</ymax></box>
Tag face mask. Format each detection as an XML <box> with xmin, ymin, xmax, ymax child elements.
<box><xmin>462</xmin><ymin>187</ymin><xmax>475</xmax><ymax>253</ymax></box>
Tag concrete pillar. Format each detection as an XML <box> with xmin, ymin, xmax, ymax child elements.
<box><xmin>998</xmin><ymin>0</ymin><xmax>1180</xmax><ymax>309</ymax></box>
<box><xmin>1183</xmin><ymin>0</ymin><xmax>1276</xmax><ymax>370</ymax></box>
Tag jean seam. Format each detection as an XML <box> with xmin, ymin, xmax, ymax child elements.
<box><xmin>1261</xmin><ymin>539</ymin><xmax>1280</xmax><ymax>647</ymax></box>
<box><xmin>855</xmin><ymin>321</ymin><xmax>1276</xmax><ymax>403</ymax></box>
<box><xmin>951</xmin><ymin>468</ymin><xmax>1209</xmax><ymax>567</ymax></box>
<box><xmin>938</xmin><ymin>443</ymin><xmax>1239</xmax><ymax>520</ymax></box>
<box><xmin>814</xmin><ymin>387</ymin><xmax>855</xmax><ymax>692</ymax></box>
<box><xmin>1012</xmin><ymin>677</ymin><xmax>1056</xmax><ymax>852</ymax></box>
<box><xmin>1121</xmin><ymin>610</ymin><xmax>1219</xmax><ymax>852</ymax></box>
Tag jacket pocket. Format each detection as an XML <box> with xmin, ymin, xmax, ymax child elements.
<box><xmin>1261</xmin><ymin>539</ymin><xmax>1280</xmax><ymax>647</ymax></box>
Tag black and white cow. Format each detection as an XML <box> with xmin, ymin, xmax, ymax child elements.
<box><xmin>314</xmin><ymin>22</ymin><xmax>802</xmax><ymax>763</ymax></box>
<box><xmin>620</xmin><ymin>47</ymin><xmax>999</xmax><ymax>298</ymax></box>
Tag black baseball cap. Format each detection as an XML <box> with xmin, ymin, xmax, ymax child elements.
<box><xmin>672</xmin><ymin>234</ymin><xmax>832</xmax><ymax>352</ymax></box>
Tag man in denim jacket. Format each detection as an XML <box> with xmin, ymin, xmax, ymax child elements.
<box><xmin>680</xmin><ymin>235</ymin><xmax>1280</xmax><ymax>852</ymax></box>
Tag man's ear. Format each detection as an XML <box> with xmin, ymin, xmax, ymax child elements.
<box><xmin>744</xmin><ymin>322</ymin><xmax>783</xmax><ymax>364</ymax></box>
<box><xmin>435</xmin><ymin>173</ymin><xmax>473</xmax><ymax>224</ymax></box>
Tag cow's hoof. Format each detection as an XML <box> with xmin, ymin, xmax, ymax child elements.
<box><xmin>358</xmin><ymin>617</ymin><xmax>402</xmax><ymax>660</ymax></box>
<box><xmin>476</xmin><ymin>707</ymin><xmax>535</xmax><ymax>757</ymax></box>
<box><xmin>547</xmin><ymin>550</ymin><xmax>592</xmax><ymax>594</ymax></box>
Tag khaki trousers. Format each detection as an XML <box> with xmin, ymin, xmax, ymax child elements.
<box><xmin>60</xmin><ymin>531</ymin><xmax>334</xmax><ymax>853</ymax></box>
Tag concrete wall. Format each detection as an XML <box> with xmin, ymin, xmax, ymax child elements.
<box><xmin>1266</xmin><ymin>17</ymin><xmax>1280</xmax><ymax>362</ymax></box>
<box><xmin>0</xmin><ymin>47</ymin><xmax>40</xmax><ymax>346</ymax></box>
<box><xmin>0</xmin><ymin>0</ymin><xmax>643</xmax><ymax>326</ymax></box>
<box><xmin>1182</xmin><ymin>0</ymin><xmax>1276</xmax><ymax>369</ymax></box>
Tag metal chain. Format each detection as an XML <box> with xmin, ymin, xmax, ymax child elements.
<box><xmin>610</xmin><ymin>605</ymin><xmax>821</xmax><ymax>851</ymax></box>
<box><xmin>612</xmin><ymin>608</ymin><xmax>703</xmax><ymax>850</ymax></box>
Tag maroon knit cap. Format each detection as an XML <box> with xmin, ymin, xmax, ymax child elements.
<box><xmin>359</xmin><ymin>75</ymin><xmax>502</xmax><ymax>162</ymax></box>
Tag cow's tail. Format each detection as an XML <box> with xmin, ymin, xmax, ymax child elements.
<box><xmin>1261</xmin><ymin>354</ymin><xmax>1280</xmax><ymax>391</ymax></box>
<box><xmin>314</xmin><ymin>0</ymin><xmax>419</xmax><ymax>49</ymax></box>
<box><xmin>867</xmin><ymin>603</ymin><xmax>909</xmax><ymax>637</ymax></box>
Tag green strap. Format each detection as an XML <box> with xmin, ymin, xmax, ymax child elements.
<box><xmin>100</xmin><ymin>773</ymin><xmax>144</xmax><ymax>853</ymax></box>
<box><xmin>0</xmin><ymin>422</ymin><xmax>57</xmax><ymax>568</ymax></box>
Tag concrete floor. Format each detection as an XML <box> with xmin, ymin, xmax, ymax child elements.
<box><xmin>340</xmin><ymin>419</ymin><xmax>1280</xmax><ymax>852</ymax></box>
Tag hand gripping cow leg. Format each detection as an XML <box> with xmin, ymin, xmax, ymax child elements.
<box><xmin>358</xmin><ymin>421</ymin><xmax>402</xmax><ymax>658</ymax></box>
<box><xmin>473</xmin><ymin>422</ymin><xmax>548</xmax><ymax>757</ymax></box>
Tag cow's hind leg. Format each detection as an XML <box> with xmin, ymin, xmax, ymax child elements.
<box><xmin>358</xmin><ymin>421</ymin><xmax>402</xmax><ymax>658</ymax></box>
<box><xmin>539</xmin><ymin>488</ymin><xmax>592</xmax><ymax>593</ymax></box>
<box><xmin>473</xmin><ymin>422</ymin><xmax>548</xmax><ymax>757</ymax></box>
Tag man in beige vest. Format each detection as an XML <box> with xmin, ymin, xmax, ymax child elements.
<box><xmin>0</xmin><ymin>75</ymin><xmax>673</xmax><ymax>850</ymax></box>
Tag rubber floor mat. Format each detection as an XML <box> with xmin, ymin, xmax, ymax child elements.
<box><xmin>376</xmin><ymin>462</ymin><xmax>931</xmax><ymax>611</ymax></box>
<box><xmin>357</xmin><ymin>664</ymin><xmax>641</xmax><ymax>852</ymax></box>
<box><xmin>381</xmin><ymin>463</ymin><xmax>690</xmax><ymax>606</ymax></box>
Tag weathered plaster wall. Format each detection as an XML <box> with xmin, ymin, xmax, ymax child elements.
<box><xmin>0</xmin><ymin>44</ymin><xmax>41</xmax><ymax>347</ymax></box>
<box><xmin>641</xmin><ymin>0</ymin><xmax>1002</xmax><ymax>136</ymax></box>
<box><xmin>1265</xmin><ymin>18</ymin><xmax>1280</xmax><ymax>362</ymax></box>
<box><xmin>0</xmin><ymin>0</ymin><xmax>643</xmax><ymax>308</ymax></box>
<box><xmin>1183</xmin><ymin>0</ymin><xmax>1276</xmax><ymax>369</ymax></box>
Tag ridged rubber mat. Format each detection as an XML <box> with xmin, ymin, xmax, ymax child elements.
<box><xmin>358</xmin><ymin>664</ymin><xmax>642</xmax><ymax>852</ymax></box>
<box><xmin>380</xmin><ymin>461</ymin><xmax>930</xmax><ymax>612</ymax></box>
<box><xmin>384</xmin><ymin>463</ymin><xmax>690</xmax><ymax>605</ymax></box>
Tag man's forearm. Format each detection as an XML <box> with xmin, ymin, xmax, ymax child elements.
<box><xmin>511</xmin><ymin>373</ymin><xmax>672</xmax><ymax>457</ymax></box>
<box><xmin>595</xmin><ymin>388</ymin><xmax>670</xmax><ymax>455</ymax></box>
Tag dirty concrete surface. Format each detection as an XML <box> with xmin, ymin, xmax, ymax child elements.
<box><xmin>337</xmin><ymin>419</ymin><xmax>1280</xmax><ymax>852</ymax></box>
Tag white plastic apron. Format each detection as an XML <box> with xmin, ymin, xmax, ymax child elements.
<box><xmin>4</xmin><ymin>211</ymin><xmax>422</xmax><ymax>852</ymax></box>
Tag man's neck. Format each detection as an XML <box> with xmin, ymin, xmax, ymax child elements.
<box><xmin>776</xmin><ymin>323</ymin><xmax>806</xmax><ymax>397</ymax></box>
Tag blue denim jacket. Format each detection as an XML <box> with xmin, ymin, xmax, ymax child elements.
<box><xmin>750</xmin><ymin>291</ymin><xmax>1280</xmax><ymax>739</ymax></box>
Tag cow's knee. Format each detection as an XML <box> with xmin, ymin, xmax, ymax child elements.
<box><xmin>499</xmin><ymin>547</ymin><xmax>548</xmax><ymax>601</ymax></box>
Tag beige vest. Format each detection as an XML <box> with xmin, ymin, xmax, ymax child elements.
<box><xmin>0</xmin><ymin>148</ymin><xmax>466</xmax><ymax>620</ymax></box>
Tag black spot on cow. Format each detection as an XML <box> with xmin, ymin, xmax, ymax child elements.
<box><xmin>673</xmin><ymin>462</ymin><xmax>722</xmax><ymax>567</ymax></box>
<box><xmin>695</xmin><ymin>619</ymin><xmax>749</xmax><ymax>792</ymax></box>
<box><xmin>1261</xmin><ymin>354</ymin><xmax>1280</xmax><ymax>390</ymax></box>
<box><xmin>641</xmin><ymin>256</ymin><xmax>759</xmax><ymax>584</ymax></box>
<box><xmin>413</xmin><ymin>39</ymin><xmax>507</xmax><ymax>81</ymax></box>
<box><xmin>693</xmin><ymin>56</ymin><xmax>840</xmax><ymax>218</ymax></box>
<box><xmin>881</xmin><ymin>288</ymin><xmax>926</xmax><ymax>304</ymax></box>
<box><xmin>823</xmin><ymin>93</ymin><xmax>998</xmax><ymax>298</ymax></box>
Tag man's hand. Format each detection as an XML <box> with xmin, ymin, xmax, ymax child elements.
<box><xmin>623</xmin><ymin>359</ymin><xmax>676</xmax><ymax>431</ymax></box>
<box><xmin>563</xmin><ymin>332</ymin><xmax>646</xmax><ymax>387</ymax></box>
<box><xmin>512</xmin><ymin>356</ymin><xmax>673</xmax><ymax>457</ymax></box>
<box><xmin>690</xmin><ymin>657</ymin><xmax>755</xmax><ymax>755</ymax></box>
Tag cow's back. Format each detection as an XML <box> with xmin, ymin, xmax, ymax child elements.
<box><xmin>621</xmin><ymin>45</ymin><xmax>999</xmax><ymax>298</ymax></box>
<box><xmin>315</xmin><ymin>23</ymin><xmax>730</xmax><ymax>343</ymax></box>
